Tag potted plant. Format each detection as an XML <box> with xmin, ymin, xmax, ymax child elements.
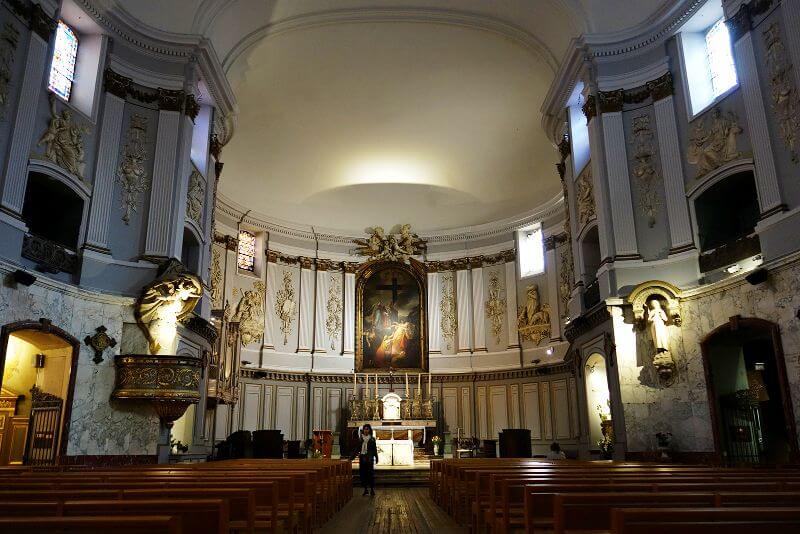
<box><xmin>431</xmin><ymin>435</ymin><xmax>442</xmax><ymax>456</ymax></box>
<box><xmin>597</xmin><ymin>435</ymin><xmax>614</xmax><ymax>460</ymax></box>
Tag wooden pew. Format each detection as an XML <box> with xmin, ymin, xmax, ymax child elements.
<box><xmin>0</xmin><ymin>515</ymin><xmax>182</xmax><ymax>534</ymax></box>
<box><xmin>611</xmin><ymin>507</ymin><xmax>800</xmax><ymax>533</ymax></box>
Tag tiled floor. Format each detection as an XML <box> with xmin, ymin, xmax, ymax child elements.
<box><xmin>317</xmin><ymin>487</ymin><xmax>466</xmax><ymax>533</ymax></box>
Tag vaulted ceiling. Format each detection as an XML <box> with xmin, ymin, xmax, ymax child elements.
<box><xmin>99</xmin><ymin>0</ymin><xmax>670</xmax><ymax>233</ymax></box>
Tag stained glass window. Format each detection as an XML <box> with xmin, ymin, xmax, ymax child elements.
<box><xmin>519</xmin><ymin>224</ymin><xmax>545</xmax><ymax>278</ymax></box>
<box><xmin>48</xmin><ymin>21</ymin><xmax>78</xmax><ymax>101</ymax></box>
<box><xmin>237</xmin><ymin>230</ymin><xmax>256</xmax><ymax>272</ymax></box>
<box><xmin>705</xmin><ymin>19</ymin><xmax>737</xmax><ymax>98</ymax></box>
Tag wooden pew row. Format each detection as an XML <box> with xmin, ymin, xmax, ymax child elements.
<box><xmin>0</xmin><ymin>515</ymin><xmax>182</xmax><ymax>534</ymax></box>
<box><xmin>611</xmin><ymin>507</ymin><xmax>800</xmax><ymax>533</ymax></box>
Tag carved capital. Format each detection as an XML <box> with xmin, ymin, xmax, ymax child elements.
<box><xmin>185</xmin><ymin>94</ymin><xmax>200</xmax><ymax>121</ymax></box>
<box><xmin>598</xmin><ymin>89</ymin><xmax>625</xmax><ymax>113</ymax></box>
<box><xmin>647</xmin><ymin>72</ymin><xmax>674</xmax><ymax>102</ymax></box>
<box><xmin>726</xmin><ymin>1</ymin><xmax>771</xmax><ymax>42</ymax></box>
<box><xmin>157</xmin><ymin>88</ymin><xmax>185</xmax><ymax>112</ymax></box>
<box><xmin>582</xmin><ymin>94</ymin><xmax>597</xmax><ymax>121</ymax></box>
<box><xmin>104</xmin><ymin>69</ymin><xmax>133</xmax><ymax>99</ymax></box>
<box><xmin>557</xmin><ymin>134</ymin><xmax>571</xmax><ymax>162</ymax></box>
<box><xmin>344</xmin><ymin>262</ymin><xmax>359</xmax><ymax>274</ymax></box>
<box><xmin>29</xmin><ymin>3</ymin><xmax>56</xmax><ymax>41</ymax></box>
<box><xmin>299</xmin><ymin>256</ymin><xmax>314</xmax><ymax>269</ymax></box>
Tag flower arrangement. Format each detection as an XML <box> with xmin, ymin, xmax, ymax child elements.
<box><xmin>431</xmin><ymin>435</ymin><xmax>442</xmax><ymax>446</ymax></box>
<box><xmin>311</xmin><ymin>448</ymin><xmax>323</xmax><ymax>459</ymax></box>
<box><xmin>597</xmin><ymin>435</ymin><xmax>614</xmax><ymax>458</ymax></box>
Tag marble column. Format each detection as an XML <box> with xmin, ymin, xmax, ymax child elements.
<box><xmin>343</xmin><ymin>269</ymin><xmax>356</xmax><ymax>355</ymax></box>
<box><xmin>263</xmin><ymin>256</ymin><xmax>278</xmax><ymax>351</ymax></box>
<box><xmin>1</xmin><ymin>31</ymin><xmax>50</xmax><ymax>219</ymax></box>
<box><xmin>456</xmin><ymin>268</ymin><xmax>473</xmax><ymax>353</ymax></box>
<box><xmin>313</xmin><ymin>265</ymin><xmax>330</xmax><ymax>354</ymax></box>
<box><xmin>297</xmin><ymin>261</ymin><xmax>315</xmax><ymax>353</ymax></box>
<box><xmin>84</xmin><ymin>93</ymin><xmax>126</xmax><ymax>253</ymax></box>
<box><xmin>471</xmin><ymin>264</ymin><xmax>487</xmax><ymax>352</ymax></box>
<box><xmin>652</xmin><ymin>93</ymin><xmax>694</xmax><ymax>250</ymax></box>
<box><xmin>586</xmin><ymin>109</ymin><xmax>614</xmax><ymax>260</ymax></box>
<box><xmin>730</xmin><ymin>18</ymin><xmax>784</xmax><ymax>216</ymax></box>
<box><xmin>144</xmin><ymin>109</ymin><xmax>182</xmax><ymax>258</ymax></box>
<box><xmin>601</xmin><ymin>109</ymin><xmax>638</xmax><ymax>256</ymax></box>
<box><xmin>504</xmin><ymin>261</ymin><xmax>519</xmax><ymax>349</ymax></box>
<box><xmin>427</xmin><ymin>270</ymin><xmax>442</xmax><ymax>354</ymax></box>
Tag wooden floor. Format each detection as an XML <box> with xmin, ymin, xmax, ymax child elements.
<box><xmin>317</xmin><ymin>487</ymin><xmax>466</xmax><ymax>533</ymax></box>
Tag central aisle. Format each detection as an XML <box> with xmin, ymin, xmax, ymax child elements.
<box><xmin>317</xmin><ymin>487</ymin><xmax>466</xmax><ymax>534</ymax></box>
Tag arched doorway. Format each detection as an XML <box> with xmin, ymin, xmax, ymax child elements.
<box><xmin>0</xmin><ymin>319</ymin><xmax>79</xmax><ymax>466</ymax></box>
<box><xmin>701</xmin><ymin>316</ymin><xmax>798</xmax><ymax>465</ymax></box>
<box><xmin>584</xmin><ymin>352</ymin><xmax>612</xmax><ymax>453</ymax></box>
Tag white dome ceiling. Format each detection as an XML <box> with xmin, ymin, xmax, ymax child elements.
<box><xmin>99</xmin><ymin>0</ymin><xmax>671</xmax><ymax>233</ymax></box>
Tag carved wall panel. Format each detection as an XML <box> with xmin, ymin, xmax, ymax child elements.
<box><xmin>763</xmin><ymin>22</ymin><xmax>800</xmax><ymax>163</ymax></box>
<box><xmin>117</xmin><ymin>114</ymin><xmax>149</xmax><ymax>224</ymax></box>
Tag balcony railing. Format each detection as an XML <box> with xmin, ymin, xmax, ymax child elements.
<box><xmin>699</xmin><ymin>233</ymin><xmax>761</xmax><ymax>273</ymax></box>
<box><xmin>21</xmin><ymin>234</ymin><xmax>78</xmax><ymax>274</ymax></box>
<box><xmin>583</xmin><ymin>278</ymin><xmax>601</xmax><ymax>309</ymax></box>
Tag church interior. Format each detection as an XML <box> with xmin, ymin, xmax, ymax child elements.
<box><xmin>1</xmin><ymin>0</ymin><xmax>800</xmax><ymax>532</ymax></box>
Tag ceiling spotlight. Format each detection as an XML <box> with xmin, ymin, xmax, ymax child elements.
<box><xmin>725</xmin><ymin>264</ymin><xmax>741</xmax><ymax>274</ymax></box>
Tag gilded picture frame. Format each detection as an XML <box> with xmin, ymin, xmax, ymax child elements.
<box><xmin>355</xmin><ymin>259</ymin><xmax>428</xmax><ymax>373</ymax></box>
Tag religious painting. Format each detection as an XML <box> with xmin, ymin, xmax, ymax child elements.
<box><xmin>355</xmin><ymin>260</ymin><xmax>427</xmax><ymax>373</ymax></box>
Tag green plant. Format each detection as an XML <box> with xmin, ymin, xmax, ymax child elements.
<box><xmin>597</xmin><ymin>435</ymin><xmax>613</xmax><ymax>456</ymax></box>
<box><xmin>311</xmin><ymin>448</ymin><xmax>323</xmax><ymax>459</ymax></box>
<box><xmin>431</xmin><ymin>435</ymin><xmax>442</xmax><ymax>445</ymax></box>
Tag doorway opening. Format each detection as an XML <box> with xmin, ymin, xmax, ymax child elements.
<box><xmin>701</xmin><ymin>317</ymin><xmax>798</xmax><ymax>465</ymax></box>
<box><xmin>584</xmin><ymin>352</ymin><xmax>611</xmax><ymax>451</ymax></box>
<box><xmin>0</xmin><ymin>320</ymin><xmax>79</xmax><ymax>466</ymax></box>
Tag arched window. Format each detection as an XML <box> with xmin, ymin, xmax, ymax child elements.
<box><xmin>48</xmin><ymin>21</ymin><xmax>79</xmax><ymax>101</ymax></box>
<box><xmin>22</xmin><ymin>172</ymin><xmax>83</xmax><ymax>250</ymax></box>
<box><xmin>518</xmin><ymin>223</ymin><xmax>544</xmax><ymax>278</ymax></box>
<box><xmin>237</xmin><ymin>230</ymin><xmax>256</xmax><ymax>272</ymax></box>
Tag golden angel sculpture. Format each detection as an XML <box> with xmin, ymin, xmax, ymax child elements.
<box><xmin>135</xmin><ymin>259</ymin><xmax>203</xmax><ymax>355</ymax></box>
<box><xmin>517</xmin><ymin>284</ymin><xmax>551</xmax><ymax>345</ymax></box>
<box><xmin>353</xmin><ymin>224</ymin><xmax>426</xmax><ymax>262</ymax></box>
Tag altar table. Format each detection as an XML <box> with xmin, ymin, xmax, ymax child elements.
<box><xmin>376</xmin><ymin>439</ymin><xmax>414</xmax><ymax>466</ymax></box>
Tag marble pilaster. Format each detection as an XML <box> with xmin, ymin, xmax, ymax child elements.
<box><xmin>471</xmin><ymin>266</ymin><xmax>487</xmax><ymax>352</ymax></box>
<box><xmin>601</xmin><ymin>111</ymin><xmax>638</xmax><ymax>256</ymax></box>
<box><xmin>781</xmin><ymin>1</ymin><xmax>800</xmax><ymax>90</ymax></box>
<box><xmin>587</xmin><ymin>114</ymin><xmax>614</xmax><ymax>260</ymax></box>
<box><xmin>263</xmin><ymin>258</ymin><xmax>277</xmax><ymax>350</ymax></box>
<box><xmin>297</xmin><ymin>265</ymin><xmax>315</xmax><ymax>352</ymax></box>
<box><xmin>427</xmin><ymin>271</ymin><xmax>442</xmax><ymax>354</ymax></box>
<box><xmin>456</xmin><ymin>269</ymin><xmax>473</xmax><ymax>353</ymax></box>
<box><xmin>313</xmin><ymin>267</ymin><xmax>329</xmax><ymax>353</ymax></box>
<box><xmin>545</xmin><ymin>245</ymin><xmax>561</xmax><ymax>340</ymax></box>
<box><xmin>144</xmin><ymin>110</ymin><xmax>181</xmax><ymax>258</ymax></box>
<box><xmin>504</xmin><ymin>261</ymin><xmax>519</xmax><ymax>349</ymax></box>
<box><xmin>343</xmin><ymin>271</ymin><xmax>356</xmax><ymax>355</ymax></box>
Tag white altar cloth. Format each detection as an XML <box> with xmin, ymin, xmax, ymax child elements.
<box><xmin>376</xmin><ymin>439</ymin><xmax>414</xmax><ymax>466</ymax></box>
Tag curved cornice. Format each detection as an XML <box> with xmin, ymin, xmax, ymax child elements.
<box><xmin>216</xmin><ymin>191</ymin><xmax>565</xmax><ymax>246</ymax></box>
<box><xmin>219</xmin><ymin>7</ymin><xmax>560</xmax><ymax>75</ymax></box>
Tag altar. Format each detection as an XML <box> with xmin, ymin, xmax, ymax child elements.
<box><xmin>376</xmin><ymin>439</ymin><xmax>414</xmax><ymax>466</ymax></box>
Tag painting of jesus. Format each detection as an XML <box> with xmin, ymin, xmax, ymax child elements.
<box><xmin>356</xmin><ymin>261</ymin><xmax>427</xmax><ymax>373</ymax></box>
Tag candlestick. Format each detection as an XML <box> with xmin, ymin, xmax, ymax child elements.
<box><xmin>418</xmin><ymin>372</ymin><xmax>421</xmax><ymax>392</ymax></box>
<box><xmin>405</xmin><ymin>373</ymin><xmax>409</xmax><ymax>397</ymax></box>
<box><xmin>428</xmin><ymin>373</ymin><xmax>432</xmax><ymax>397</ymax></box>
<box><xmin>375</xmin><ymin>373</ymin><xmax>378</xmax><ymax>398</ymax></box>
<box><xmin>353</xmin><ymin>372</ymin><xmax>356</xmax><ymax>396</ymax></box>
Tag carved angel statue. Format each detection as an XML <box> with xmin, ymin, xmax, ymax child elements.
<box><xmin>354</xmin><ymin>226</ymin><xmax>387</xmax><ymax>259</ymax></box>
<box><xmin>353</xmin><ymin>224</ymin><xmax>426</xmax><ymax>262</ymax></box>
<box><xmin>38</xmin><ymin>94</ymin><xmax>90</xmax><ymax>180</ymax></box>
<box><xmin>135</xmin><ymin>259</ymin><xmax>203</xmax><ymax>355</ymax></box>
<box><xmin>393</xmin><ymin>224</ymin><xmax>427</xmax><ymax>260</ymax></box>
<box><xmin>232</xmin><ymin>286</ymin><xmax>265</xmax><ymax>347</ymax></box>
<box><xmin>687</xmin><ymin>107</ymin><xmax>742</xmax><ymax>177</ymax></box>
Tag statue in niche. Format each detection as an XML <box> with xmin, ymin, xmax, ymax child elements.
<box><xmin>645</xmin><ymin>298</ymin><xmax>676</xmax><ymax>383</ymax></box>
<box><xmin>232</xmin><ymin>281</ymin><xmax>265</xmax><ymax>347</ymax></box>
<box><xmin>517</xmin><ymin>284</ymin><xmax>551</xmax><ymax>345</ymax></box>
<box><xmin>135</xmin><ymin>259</ymin><xmax>203</xmax><ymax>355</ymax></box>
<box><xmin>38</xmin><ymin>94</ymin><xmax>90</xmax><ymax>180</ymax></box>
<box><xmin>687</xmin><ymin>107</ymin><xmax>742</xmax><ymax>178</ymax></box>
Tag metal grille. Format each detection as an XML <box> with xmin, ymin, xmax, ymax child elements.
<box><xmin>24</xmin><ymin>390</ymin><xmax>63</xmax><ymax>466</ymax></box>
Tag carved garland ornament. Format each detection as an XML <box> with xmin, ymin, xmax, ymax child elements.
<box><xmin>38</xmin><ymin>94</ymin><xmax>90</xmax><ymax>180</ymax></box>
<box><xmin>210</xmin><ymin>247</ymin><xmax>223</xmax><ymax>308</ymax></box>
<box><xmin>629</xmin><ymin>114</ymin><xmax>661</xmax><ymax>228</ymax></box>
<box><xmin>186</xmin><ymin>169</ymin><xmax>205</xmax><ymax>225</ymax></box>
<box><xmin>576</xmin><ymin>169</ymin><xmax>595</xmax><ymax>228</ymax></box>
<box><xmin>231</xmin><ymin>281</ymin><xmax>265</xmax><ymax>347</ymax></box>
<box><xmin>275</xmin><ymin>270</ymin><xmax>296</xmax><ymax>344</ymax></box>
<box><xmin>517</xmin><ymin>284</ymin><xmax>551</xmax><ymax>345</ymax></box>
<box><xmin>326</xmin><ymin>274</ymin><xmax>343</xmax><ymax>350</ymax></box>
<box><xmin>353</xmin><ymin>224</ymin><xmax>427</xmax><ymax>262</ymax></box>
<box><xmin>0</xmin><ymin>23</ymin><xmax>19</xmax><ymax>121</ymax></box>
<box><xmin>763</xmin><ymin>23</ymin><xmax>800</xmax><ymax>163</ymax></box>
<box><xmin>439</xmin><ymin>273</ymin><xmax>457</xmax><ymax>351</ymax></box>
<box><xmin>687</xmin><ymin>107</ymin><xmax>742</xmax><ymax>179</ymax></box>
<box><xmin>117</xmin><ymin>114</ymin><xmax>149</xmax><ymax>224</ymax></box>
<box><xmin>558</xmin><ymin>248</ymin><xmax>573</xmax><ymax>316</ymax></box>
<box><xmin>485</xmin><ymin>272</ymin><xmax>506</xmax><ymax>345</ymax></box>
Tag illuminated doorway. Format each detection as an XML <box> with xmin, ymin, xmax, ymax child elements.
<box><xmin>584</xmin><ymin>352</ymin><xmax>612</xmax><ymax>451</ymax></box>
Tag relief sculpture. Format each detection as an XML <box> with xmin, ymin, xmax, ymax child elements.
<box><xmin>763</xmin><ymin>23</ymin><xmax>800</xmax><ymax>163</ymax></box>
<box><xmin>38</xmin><ymin>94</ymin><xmax>90</xmax><ymax>180</ymax></box>
<box><xmin>687</xmin><ymin>107</ymin><xmax>742</xmax><ymax>178</ymax></box>
<box><xmin>117</xmin><ymin>114</ymin><xmax>149</xmax><ymax>224</ymax></box>
<box><xmin>517</xmin><ymin>284</ymin><xmax>551</xmax><ymax>345</ymax></box>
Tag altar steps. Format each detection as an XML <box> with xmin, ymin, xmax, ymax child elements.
<box><xmin>353</xmin><ymin>467</ymin><xmax>430</xmax><ymax>487</ymax></box>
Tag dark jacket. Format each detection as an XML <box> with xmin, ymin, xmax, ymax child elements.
<box><xmin>353</xmin><ymin>436</ymin><xmax>379</xmax><ymax>463</ymax></box>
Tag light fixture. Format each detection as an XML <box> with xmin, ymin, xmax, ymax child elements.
<box><xmin>546</xmin><ymin>347</ymin><xmax>554</xmax><ymax>356</ymax></box>
<box><xmin>725</xmin><ymin>264</ymin><xmax>741</xmax><ymax>274</ymax></box>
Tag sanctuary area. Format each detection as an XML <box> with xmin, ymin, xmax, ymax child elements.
<box><xmin>2</xmin><ymin>0</ymin><xmax>800</xmax><ymax>532</ymax></box>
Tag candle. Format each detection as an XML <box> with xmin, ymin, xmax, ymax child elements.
<box><xmin>375</xmin><ymin>373</ymin><xmax>378</xmax><ymax>398</ymax></box>
<box><xmin>405</xmin><ymin>373</ymin><xmax>409</xmax><ymax>397</ymax></box>
<box><xmin>418</xmin><ymin>373</ymin><xmax>421</xmax><ymax>393</ymax></box>
<box><xmin>428</xmin><ymin>373</ymin><xmax>432</xmax><ymax>397</ymax></box>
<box><xmin>353</xmin><ymin>372</ymin><xmax>356</xmax><ymax>396</ymax></box>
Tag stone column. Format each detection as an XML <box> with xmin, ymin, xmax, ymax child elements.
<box><xmin>144</xmin><ymin>108</ymin><xmax>181</xmax><ymax>258</ymax></box>
<box><xmin>599</xmin><ymin>91</ymin><xmax>638</xmax><ymax>257</ymax></box>
<box><xmin>313</xmin><ymin>262</ymin><xmax>330</xmax><ymax>354</ymax></box>
<box><xmin>1</xmin><ymin>25</ymin><xmax>51</xmax><ymax>220</ymax></box>
<box><xmin>297</xmin><ymin>259</ymin><xmax>315</xmax><ymax>353</ymax></box>
<box><xmin>504</xmin><ymin>260</ymin><xmax>519</xmax><ymax>349</ymax></box>
<box><xmin>584</xmin><ymin>96</ymin><xmax>614</xmax><ymax>261</ymax></box>
<box><xmin>544</xmin><ymin>237</ymin><xmax>561</xmax><ymax>340</ymax></box>
<box><xmin>650</xmin><ymin>75</ymin><xmax>694</xmax><ymax>251</ymax></box>
<box><xmin>470</xmin><ymin>262</ymin><xmax>487</xmax><ymax>352</ymax></box>
<box><xmin>343</xmin><ymin>266</ymin><xmax>356</xmax><ymax>355</ymax></box>
<box><xmin>427</xmin><ymin>270</ymin><xmax>442</xmax><ymax>354</ymax></box>
<box><xmin>263</xmin><ymin>253</ymin><xmax>278</xmax><ymax>351</ymax></box>
<box><xmin>456</xmin><ymin>268</ymin><xmax>473</xmax><ymax>353</ymax></box>
<box><xmin>728</xmin><ymin>7</ymin><xmax>784</xmax><ymax>218</ymax></box>
<box><xmin>84</xmin><ymin>89</ymin><xmax>126</xmax><ymax>252</ymax></box>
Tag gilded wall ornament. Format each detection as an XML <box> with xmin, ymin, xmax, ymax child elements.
<box><xmin>0</xmin><ymin>23</ymin><xmax>19</xmax><ymax>121</ymax></box>
<box><xmin>353</xmin><ymin>224</ymin><xmax>427</xmax><ymax>262</ymax></box>
<box><xmin>231</xmin><ymin>281</ymin><xmax>265</xmax><ymax>347</ymax></box>
<box><xmin>517</xmin><ymin>284</ymin><xmax>551</xmax><ymax>345</ymax></box>
<box><xmin>38</xmin><ymin>94</ymin><xmax>90</xmax><ymax>180</ymax></box>
<box><xmin>186</xmin><ymin>169</ymin><xmax>205</xmax><ymax>224</ymax></box>
<box><xmin>275</xmin><ymin>270</ymin><xmax>296</xmax><ymax>344</ymax></box>
<box><xmin>439</xmin><ymin>273</ymin><xmax>457</xmax><ymax>351</ymax></box>
<box><xmin>210</xmin><ymin>247</ymin><xmax>223</xmax><ymax>308</ymax></box>
<box><xmin>687</xmin><ymin>107</ymin><xmax>742</xmax><ymax>178</ymax></box>
<box><xmin>629</xmin><ymin>114</ymin><xmax>661</xmax><ymax>227</ymax></box>
<box><xmin>326</xmin><ymin>274</ymin><xmax>343</xmax><ymax>350</ymax></box>
<box><xmin>576</xmin><ymin>169</ymin><xmax>595</xmax><ymax>228</ymax></box>
<box><xmin>484</xmin><ymin>272</ymin><xmax>506</xmax><ymax>345</ymax></box>
<box><xmin>84</xmin><ymin>325</ymin><xmax>117</xmax><ymax>365</ymax></box>
<box><xmin>558</xmin><ymin>248</ymin><xmax>573</xmax><ymax>316</ymax></box>
<box><xmin>763</xmin><ymin>23</ymin><xmax>800</xmax><ymax>163</ymax></box>
<box><xmin>117</xmin><ymin>114</ymin><xmax>149</xmax><ymax>224</ymax></box>
<box><xmin>135</xmin><ymin>259</ymin><xmax>203</xmax><ymax>355</ymax></box>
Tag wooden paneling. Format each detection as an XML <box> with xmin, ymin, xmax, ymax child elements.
<box><xmin>442</xmin><ymin>387</ymin><xmax>458</xmax><ymax>433</ymax></box>
<box><xmin>460</xmin><ymin>387</ymin><xmax>471</xmax><ymax>436</ymax></box>
<box><xmin>489</xmin><ymin>385</ymin><xmax>508</xmax><ymax>437</ymax></box>
<box><xmin>312</xmin><ymin>387</ymin><xmax>324</xmax><ymax>431</ymax></box>
<box><xmin>568</xmin><ymin>377</ymin><xmax>579</xmax><ymax>438</ymax></box>
<box><xmin>509</xmin><ymin>384</ymin><xmax>520</xmax><ymax>428</ymax></box>
<box><xmin>263</xmin><ymin>385</ymin><xmax>274</xmax><ymax>430</ymax></box>
<box><xmin>477</xmin><ymin>386</ymin><xmax>487</xmax><ymax>439</ymax></box>
<box><xmin>540</xmin><ymin>381</ymin><xmax>553</xmax><ymax>441</ymax></box>
<box><xmin>521</xmin><ymin>383</ymin><xmax>541</xmax><ymax>440</ymax></box>
<box><xmin>214</xmin><ymin>404</ymin><xmax>229</xmax><ymax>441</ymax></box>
<box><xmin>327</xmin><ymin>388</ymin><xmax>342</xmax><ymax>433</ymax></box>
<box><xmin>242</xmin><ymin>383</ymin><xmax>261</xmax><ymax>431</ymax></box>
<box><xmin>295</xmin><ymin>386</ymin><xmax>307</xmax><ymax>441</ymax></box>
<box><xmin>551</xmin><ymin>379</ymin><xmax>571</xmax><ymax>440</ymax></box>
<box><xmin>275</xmin><ymin>386</ymin><xmax>294</xmax><ymax>439</ymax></box>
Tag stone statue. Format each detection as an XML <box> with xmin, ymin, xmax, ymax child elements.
<box><xmin>38</xmin><ymin>94</ymin><xmax>90</xmax><ymax>180</ymax></box>
<box><xmin>353</xmin><ymin>224</ymin><xmax>426</xmax><ymax>262</ymax></box>
<box><xmin>687</xmin><ymin>107</ymin><xmax>742</xmax><ymax>178</ymax></box>
<box><xmin>135</xmin><ymin>259</ymin><xmax>203</xmax><ymax>355</ymax></box>
<box><xmin>232</xmin><ymin>281</ymin><xmax>265</xmax><ymax>347</ymax></box>
<box><xmin>646</xmin><ymin>299</ymin><xmax>670</xmax><ymax>353</ymax></box>
<box><xmin>517</xmin><ymin>284</ymin><xmax>551</xmax><ymax>345</ymax></box>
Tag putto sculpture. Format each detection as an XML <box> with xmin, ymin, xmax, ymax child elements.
<box><xmin>353</xmin><ymin>224</ymin><xmax>427</xmax><ymax>262</ymax></box>
<box><xmin>517</xmin><ymin>284</ymin><xmax>551</xmax><ymax>345</ymax></box>
<box><xmin>687</xmin><ymin>107</ymin><xmax>742</xmax><ymax>178</ymax></box>
<box><xmin>38</xmin><ymin>94</ymin><xmax>90</xmax><ymax>180</ymax></box>
<box><xmin>135</xmin><ymin>259</ymin><xmax>203</xmax><ymax>355</ymax></box>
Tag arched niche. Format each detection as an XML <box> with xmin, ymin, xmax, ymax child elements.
<box><xmin>584</xmin><ymin>352</ymin><xmax>611</xmax><ymax>449</ymax></box>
